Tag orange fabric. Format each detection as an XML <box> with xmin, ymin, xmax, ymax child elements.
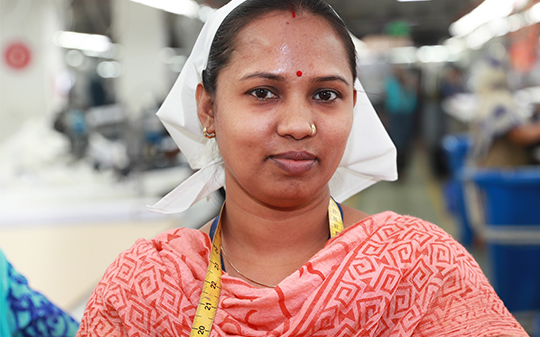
<box><xmin>77</xmin><ymin>212</ymin><xmax>527</xmax><ymax>336</ymax></box>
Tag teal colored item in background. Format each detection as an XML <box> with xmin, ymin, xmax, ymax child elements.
<box><xmin>0</xmin><ymin>249</ymin><xmax>79</xmax><ymax>336</ymax></box>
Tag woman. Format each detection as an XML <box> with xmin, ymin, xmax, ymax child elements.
<box><xmin>77</xmin><ymin>0</ymin><xmax>527</xmax><ymax>336</ymax></box>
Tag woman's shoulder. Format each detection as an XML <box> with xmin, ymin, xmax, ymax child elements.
<box><xmin>348</xmin><ymin>210</ymin><xmax>455</xmax><ymax>240</ymax></box>
<box><xmin>119</xmin><ymin>227</ymin><xmax>210</xmax><ymax>258</ymax></box>
<box><xmin>152</xmin><ymin>226</ymin><xmax>211</xmax><ymax>250</ymax></box>
<box><xmin>97</xmin><ymin>227</ymin><xmax>211</xmax><ymax>290</ymax></box>
<box><xmin>82</xmin><ymin>227</ymin><xmax>208</xmax><ymax>336</ymax></box>
<box><xmin>343</xmin><ymin>211</ymin><xmax>467</xmax><ymax>262</ymax></box>
<box><xmin>343</xmin><ymin>211</ymin><xmax>489</xmax><ymax>292</ymax></box>
<box><xmin>341</xmin><ymin>204</ymin><xmax>370</xmax><ymax>229</ymax></box>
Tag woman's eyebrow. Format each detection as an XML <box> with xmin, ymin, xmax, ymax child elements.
<box><xmin>240</xmin><ymin>72</ymin><xmax>351</xmax><ymax>86</ymax></box>
<box><xmin>312</xmin><ymin>75</ymin><xmax>351</xmax><ymax>86</ymax></box>
<box><xmin>240</xmin><ymin>72</ymin><xmax>286</xmax><ymax>82</ymax></box>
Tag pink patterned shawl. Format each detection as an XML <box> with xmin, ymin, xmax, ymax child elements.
<box><xmin>77</xmin><ymin>211</ymin><xmax>527</xmax><ymax>336</ymax></box>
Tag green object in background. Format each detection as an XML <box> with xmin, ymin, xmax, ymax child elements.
<box><xmin>384</xmin><ymin>21</ymin><xmax>411</xmax><ymax>37</ymax></box>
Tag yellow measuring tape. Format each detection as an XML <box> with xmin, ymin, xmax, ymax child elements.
<box><xmin>328</xmin><ymin>198</ymin><xmax>343</xmax><ymax>238</ymax></box>
<box><xmin>190</xmin><ymin>198</ymin><xmax>344</xmax><ymax>337</ymax></box>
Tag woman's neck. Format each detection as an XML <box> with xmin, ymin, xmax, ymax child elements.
<box><xmin>223</xmin><ymin>193</ymin><xmax>330</xmax><ymax>251</ymax></box>
<box><xmin>217</xmin><ymin>189</ymin><xmax>332</xmax><ymax>287</ymax></box>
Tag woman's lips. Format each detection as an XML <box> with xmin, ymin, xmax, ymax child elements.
<box><xmin>270</xmin><ymin>151</ymin><xmax>316</xmax><ymax>175</ymax></box>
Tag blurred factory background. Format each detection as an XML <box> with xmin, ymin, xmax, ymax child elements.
<box><xmin>1</xmin><ymin>0</ymin><xmax>540</xmax><ymax>334</ymax></box>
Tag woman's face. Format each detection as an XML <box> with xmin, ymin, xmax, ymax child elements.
<box><xmin>198</xmin><ymin>11</ymin><xmax>356</xmax><ymax>208</ymax></box>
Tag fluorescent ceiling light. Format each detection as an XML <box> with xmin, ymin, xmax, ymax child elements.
<box><xmin>450</xmin><ymin>0</ymin><xmax>517</xmax><ymax>37</ymax></box>
<box><xmin>397</xmin><ymin>0</ymin><xmax>431</xmax><ymax>2</ymax></box>
<box><xmin>417</xmin><ymin>45</ymin><xmax>450</xmax><ymax>63</ymax></box>
<box><xmin>447</xmin><ymin>0</ymin><xmax>538</xmax><ymax>50</ymax></box>
<box><xmin>527</xmin><ymin>3</ymin><xmax>540</xmax><ymax>23</ymax></box>
<box><xmin>54</xmin><ymin>31</ymin><xmax>111</xmax><ymax>53</ymax></box>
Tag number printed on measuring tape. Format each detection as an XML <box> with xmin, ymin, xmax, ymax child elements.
<box><xmin>189</xmin><ymin>212</ymin><xmax>223</xmax><ymax>337</ymax></box>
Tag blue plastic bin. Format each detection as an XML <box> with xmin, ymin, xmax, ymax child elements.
<box><xmin>442</xmin><ymin>134</ymin><xmax>475</xmax><ymax>246</ymax></box>
<box><xmin>471</xmin><ymin>168</ymin><xmax>540</xmax><ymax>226</ymax></box>
<box><xmin>442</xmin><ymin>134</ymin><xmax>471</xmax><ymax>176</ymax></box>
<box><xmin>469</xmin><ymin>167</ymin><xmax>540</xmax><ymax>313</ymax></box>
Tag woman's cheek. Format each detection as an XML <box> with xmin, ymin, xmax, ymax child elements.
<box><xmin>330</xmin><ymin>118</ymin><xmax>352</xmax><ymax>142</ymax></box>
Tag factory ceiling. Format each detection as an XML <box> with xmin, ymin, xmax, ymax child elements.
<box><xmin>68</xmin><ymin>0</ymin><xmax>480</xmax><ymax>47</ymax></box>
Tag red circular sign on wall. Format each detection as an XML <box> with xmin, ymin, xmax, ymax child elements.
<box><xmin>3</xmin><ymin>42</ymin><xmax>32</xmax><ymax>70</ymax></box>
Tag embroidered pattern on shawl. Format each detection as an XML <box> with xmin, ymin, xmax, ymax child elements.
<box><xmin>77</xmin><ymin>211</ymin><xmax>527</xmax><ymax>337</ymax></box>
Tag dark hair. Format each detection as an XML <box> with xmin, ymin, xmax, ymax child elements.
<box><xmin>202</xmin><ymin>0</ymin><xmax>357</xmax><ymax>95</ymax></box>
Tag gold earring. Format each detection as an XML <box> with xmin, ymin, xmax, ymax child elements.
<box><xmin>203</xmin><ymin>127</ymin><xmax>215</xmax><ymax>139</ymax></box>
<box><xmin>310</xmin><ymin>124</ymin><xmax>316</xmax><ymax>136</ymax></box>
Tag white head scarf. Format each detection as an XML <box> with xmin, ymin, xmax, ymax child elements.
<box><xmin>148</xmin><ymin>0</ymin><xmax>397</xmax><ymax>214</ymax></box>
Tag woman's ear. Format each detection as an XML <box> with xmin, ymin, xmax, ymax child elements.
<box><xmin>196</xmin><ymin>83</ymin><xmax>215</xmax><ymax>133</ymax></box>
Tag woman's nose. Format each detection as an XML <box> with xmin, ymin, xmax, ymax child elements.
<box><xmin>276</xmin><ymin>99</ymin><xmax>314</xmax><ymax>140</ymax></box>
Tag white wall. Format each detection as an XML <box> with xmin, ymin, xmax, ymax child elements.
<box><xmin>111</xmin><ymin>0</ymin><xmax>168</xmax><ymax>118</ymax></box>
<box><xmin>0</xmin><ymin>0</ymin><xmax>66</xmax><ymax>142</ymax></box>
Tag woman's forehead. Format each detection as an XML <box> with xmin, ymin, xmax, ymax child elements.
<box><xmin>227</xmin><ymin>11</ymin><xmax>350</xmax><ymax>78</ymax></box>
<box><xmin>235</xmin><ymin>11</ymin><xmax>337</xmax><ymax>46</ymax></box>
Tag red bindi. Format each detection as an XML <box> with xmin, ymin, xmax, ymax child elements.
<box><xmin>296</xmin><ymin>71</ymin><xmax>302</xmax><ymax>77</ymax></box>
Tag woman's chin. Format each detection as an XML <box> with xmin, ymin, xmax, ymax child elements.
<box><xmin>254</xmin><ymin>186</ymin><xmax>329</xmax><ymax>209</ymax></box>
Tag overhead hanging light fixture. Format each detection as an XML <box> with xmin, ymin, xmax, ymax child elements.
<box><xmin>450</xmin><ymin>0</ymin><xmax>517</xmax><ymax>37</ymax></box>
<box><xmin>447</xmin><ymin>0</ymin><xmax>540</xmax><ymax>50</ymax></box>
<box><xmin>54</xmin><ymin>31</ymin><xmax>112</xmax><ymax>54</ymax></box>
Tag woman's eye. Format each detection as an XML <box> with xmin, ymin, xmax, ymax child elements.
<box><xmin>314</xmin><ymin>90</ymin><xmax>338</xmax><ymax>101</ymax></box>
<box><xmin>250</xmin><ymin>88</ymin><xmax>277</xmax><ymax>100</ymax></box>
